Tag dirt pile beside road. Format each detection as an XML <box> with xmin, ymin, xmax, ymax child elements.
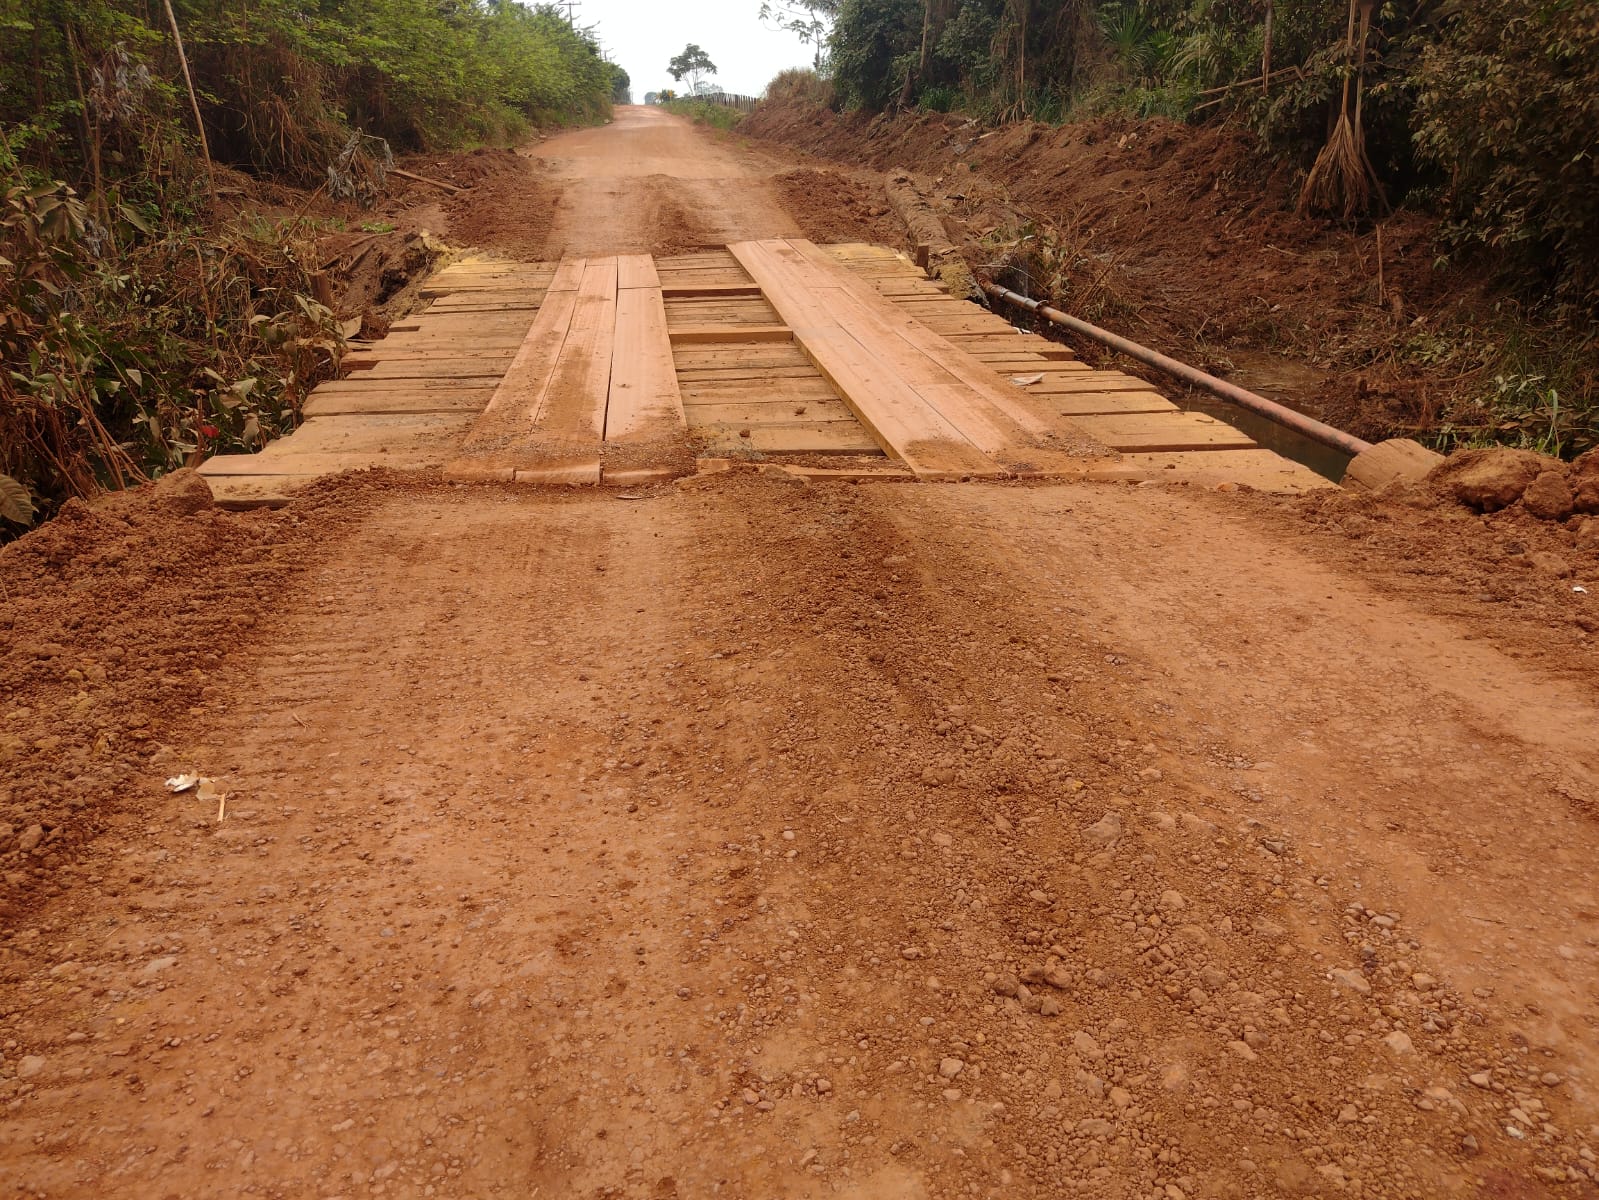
<box><xmin>740</xmin><ymin>102</ymin><xmax>1541</xmax><ymax>446</ymax></box>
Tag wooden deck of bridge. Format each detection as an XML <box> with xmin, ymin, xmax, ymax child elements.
<box><xmin>199</xmin><ymin>241</ymin><xmax>1332</xmax><ymax>504</ymax></box>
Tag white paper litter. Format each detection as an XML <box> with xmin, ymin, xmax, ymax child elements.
<box><xmin>1010</xmin><ymin>373</ymin><xmax>1045</xmax><ymax>387</ymax></box>
<box><xmin>165</xmin><ymin>773</ymin><xmax>201</xmax><ymax>793</ymax></box>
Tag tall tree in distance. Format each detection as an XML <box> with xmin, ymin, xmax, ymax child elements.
<box><xmin>759</xmin><ymin>0</ymin><xmax>839</xmax><ymax>70</ymax></box>
<box><xmin>668</xmin><ymin>44</ymin><xmax>719</xmax><ymax>93</ymax></box>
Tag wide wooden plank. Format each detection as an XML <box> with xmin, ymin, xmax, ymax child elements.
<box><xmin>442</xmin><ymin>257</ymin><xmax>585</xmax><ymax>478</ymax></box>
<box><xmin>617</xmin><ymin>254</ymin><xmax>661</xmax><ymax>290</ymax></box>
<box><xmin>198</xmin><ymin>452</ymin><xmax>442</xmax><ymax>476</ymax></box>
<box><xmin>304</xmin><ymin>389</ymin><xmax>493</xmax><ymax>417</ymax></box>
<box><xmin>684</xmin><ymin>398</ymin><xmax>857</xmax><ymax>425</ymax></box>
<box><xmin>1069</xmin><ymin>411</ymin><xmax>1258</xmax><ymax>452</ymax></box>
<box><xmin>362</xmin><ymin>359</ymin><xmax>514</xmax><ymax>380</ymax></box>
<box><xmin>1026</xmin><ymin>391</ymin><xmax>1179</xmax><ymax>417</ymax></box>
<box><xmin>1121</xmin><ymin>449</ymin><xmax>1335</xmax><ymax>493</ymax></box>
<box><xmin>259</xmin><ymin>413</ymin><xmax>473</xmax><ymax>456</ymax></box>
<box><xmin>730</xmin><ymin>240</ymin><xmax>1003</xmax><ymax>480</ymax></box>
<box><xmin>695</xmin><ymin>421</ymin><xmax>883</xmax><ymax>455</ymax></box>
<box><xmin>771</xmin><ymin>240</ymin><xmax>1091</xmax><ymax>471</ymax></box>
<box><xmin>604</xmin><ymin>283</ymin><xmax>692</xmax><ymax>483</ymax></box>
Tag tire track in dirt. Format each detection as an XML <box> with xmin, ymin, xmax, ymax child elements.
<box><xmin>17</xmin><ymin>475</ymin><xmax>1599</xmax><ymax>1199</ymax></box>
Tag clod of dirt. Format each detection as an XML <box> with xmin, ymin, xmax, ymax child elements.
<box><xmin>152</xmin><ymin>467</ymin><xmax>215</xmax><ymax>517</ymax></box>
<box><xmin>1574</xmin><ymin>449</ymin><xmax>1599</xmax><ymax>514</ymax></box>
<box><xmin>1522</xmin><ymin>469</ymin><xmax>1575</xmax><ymax>520</ymax></box>
<box><xmin>1431</xmin><ymin>447</ymin><xmax>1550</xmax><ymax>512</ymax></box>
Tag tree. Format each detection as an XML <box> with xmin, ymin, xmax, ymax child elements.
<box><xmin>759</xmin><ymin>0</ymin><xmax>839</xmax><ymax>69</ymax></box>
<box><xmin>668</xmin><ymin>43</ymin><xmax>718</xmax><ymax>92</ymax></box>
<box><xmin>611</xmin><ymin>64</ymin><xmax>631</xmax><ymax>104</ymax></box>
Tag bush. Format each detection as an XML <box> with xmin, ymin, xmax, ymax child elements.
<box><xmin>1412</xmin><ymin>0</ymin><xmax>1599</xmax><ymax>303</ymax></box>
<box><xmin>765</xmin><ymin>68</ymin><xmax>836</xmax><ymax>108</ymax></box>
<box><xmin>662</xmin><ymin>99</ymin><xmax>744</xmax><ymax>131</ymax></box>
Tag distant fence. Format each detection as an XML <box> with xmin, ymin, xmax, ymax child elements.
<box><xmin>687</xmin><ymin>92</ymin><xmax>760</xmax><ymax>112</ymax></box>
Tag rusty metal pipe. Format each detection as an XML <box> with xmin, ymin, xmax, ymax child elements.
<box><xmin>981</xmin><ymin>280</ymin><xmax>1373</xmax><ymax>459</ymax></box>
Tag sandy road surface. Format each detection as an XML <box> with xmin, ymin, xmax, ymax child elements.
<box><xmin>537</xmin><ymin>106</ymin><xmax>802</xmax><ymax>256</ymax></box>
<box><xmin>3</xmin><ymin>112</ymin><xmax>1599</xmax><ymax>1200</ymax></box>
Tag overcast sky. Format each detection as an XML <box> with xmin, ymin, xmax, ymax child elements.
<box><xmin>581</xmin><ymin>0</ymin><xmax>820</xmax><ymax>99</ymax></box>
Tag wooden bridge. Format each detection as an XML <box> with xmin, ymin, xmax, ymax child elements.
<box><xmin>199</xmin><ymin>240</ymin><xmax>1332</xmax><ymax>503</ymax></box>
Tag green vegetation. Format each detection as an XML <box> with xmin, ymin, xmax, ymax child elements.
<box><xmin>771</xmin><ymin>0</ymin><xmax>1599</xmax><ymax>308</ymax></box>
<box><xmin>760</xmin><ymin>0</ymin><xmax>1597</xmax><ymax>456</ymax></box>
<box><xmin>663</xmin><ymin>99</ymin><xmax>745</xmax><ymax>131</ymax></box>
<box><xmin>0</xmin><ymin>0</ymin><xmax>621</xmax><ymax>529</ymax></box>
<box><xmin>668</xmin><ymin>43</ymin><xmax>720</xmax><ymax>94</ymax></box>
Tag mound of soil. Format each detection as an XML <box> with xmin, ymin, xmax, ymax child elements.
<box><xmin>739</xmin><ymin>103</ymin><xmax>1490</xmax><ymax>443</ymax></box>
<box><xmin>768</xmin><ymin>167</ymin><xmax>905</xmax><ymax>247</ymax></box>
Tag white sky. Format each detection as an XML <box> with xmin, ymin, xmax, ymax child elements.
<box><xmin>581</xmin><ymin>0</ymin><xmax>820</xmax><ymax>99</ymax></box>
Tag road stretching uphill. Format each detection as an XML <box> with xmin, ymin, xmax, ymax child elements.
<box><xmin>2</xmin><ymin>109</ymin><xmax>1598</xmax><ymax>1200</ymax></box>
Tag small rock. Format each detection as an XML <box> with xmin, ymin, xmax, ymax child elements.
<box><xmin>16</xmin><ymin>1055</ymin><xmax>45</xmax><ymax>1079</ymax></box>
<box><xmin>939</xmin><ymin>1057</ymin><xmax>965</xmax><ymax>1080</ymax></box>
<box><xmin>1382</xmin><ymin>1031</ymin><xmax>1415</xmax><ymax>1055</ymax></box>
<box><xmin>1410</xmin><ymin>972</ymin><xmax>1436</xmax><ymax>991</ymax></box>
<box><xmin>141</xmin><ymin>955</ymin><xmax>178</xmax><ymax>980</ymax></box>
<box><xmin>991</xmin><ymin>972</ymin><xmax>1020</xmax><ymax>997</ymax></box>
<box><xmin>16</xmin><ymin>825</ymin><xmax>43</xmax><ymax>854</ymax></box>
<box><xmin>1076</xmin><ymin>1117</ymin><xmax>1114</xmax><ymax>1138</ymax></box>
<box><xmin>1158</xmin><ymin>889</ymin><xmax>1187</xmax><ymax>912</ymax></box>
<box><xmin>1540</xmin><ymin>1071</ymin><xmax>1563</xmax><ymax>1087</ymax></box>
<box><xmin>1227</xmin><ymin>1040</ymin><xmax>1258</xmax><ymax>1062</ymax></box>
<box><xmin>1330</xmin><ymin>968</ymin><xmax>1371</xmax><ymax>995</ymax></box>
<box><xmin>1039</xmin><ymin>995</ymin><xmax>1061</xmax><ymax>1017</ymax></box>
<box><xmin>152</xmin><ymin>467</ymin><xmax>215</xmax><ymax>517</ymax></box>
<box><xmin>1084</xmin><ymin>812</ymin><xmax>1123</xmax><ymax>843</ymax></box>
<box><xmin>1468</xmin><ymin>1072</ymin><xmax>1492</xmax><ymax>1089</ymax></box>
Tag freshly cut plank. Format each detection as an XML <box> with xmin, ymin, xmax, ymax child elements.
<box><xmin>604</xmin><ymin>283</ymin><xmax>693</xmax><ymax>483</ymax></box>
<box><xmin>684</xmin><ymin>398</ymin><xmax>856</xmax><ymax>425</ymax></box>
<box><xmin>304</xmin><ymin>389</ymin><xmax>493</xmax><ymax>417</ymax></box>
<box><xmin>198</xmin><ymin>451</ymin><xmax>443</xmax><ymax>476</ymax></box>
<box><xmin>258</xmin><ymin>412</ymin><xmax>473</xmax><ymax>456</ymax></box>
<box><xmin>442</xmin><ymin>256</ymin><xmax>588</xmax><ymax>480</ymax></box>
<box><xmin>668</xmin><ymin>324</ymin><xmax>792</xmax><ymax>344</ymax></box>
<box><xmin>1024</xmin><ymin>391</ymin><xmax>1179</xmax><ymax>417</ymax></box>
<box><xmin>617</xmin><ymin>254</ymin><xmax>660</xmax><ymax>290</ymax></box>
<box><xmin>695</xmin><ymin>421</ymin><xmax>883</xmax><ymax>455</ymax></box>
<box><xmin>1069</xmin><ymin>411</ymin><xmax>1257</xmax><ymax>452</ymax></box>
<box><xmin>1120</xmin><ymin>449</ymin><xmax>1334</xmax><ymax>492</ymax></box>
<box><xmin>769</xmin><ymin>239</ymin><xmax>1096</xmax><ymax>472</ymax></box>
<box><xmin>729</xmin><ymin>239</ymin><xmax>1003</xmax><ymax>480</ymax></box>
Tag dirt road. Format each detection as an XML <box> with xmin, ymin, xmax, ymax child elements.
<box><xmin>538</xmin><ymin>106</ymin><xmax>802</xmax><ymax>256</ymax></box>
<box><xmin>3</xmin><ymin>111</ymin><xmax>1599</xmax><ymax>1199</ymax></box>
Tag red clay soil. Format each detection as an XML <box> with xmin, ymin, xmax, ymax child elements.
<box><xmin>4</xmin><ymin>110</ymin><xmax>1599</xmax><ymax>1199</ymax></box>
<box><xmin>739</xmin><ymin>103</ymin><xmax>1557</xmax><ymax>443</ymax></box>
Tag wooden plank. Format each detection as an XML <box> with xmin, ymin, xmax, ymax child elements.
<box><xmin>1026</xmin><ymin>391</ymin><xmax>1179</xmax><ymax>417</ymax></box>
<box><xmin>773</xmin><ymin>239</ymin><xmax>1086</xmax><ymax>470</ymax></box>
<box><xmin>259</xmin><ymin>413</ymin><xmax>473</xmax><ymax>456</ymax></box>
<box><xmin>729</xmin><ymin>239</ymin><xmax>1002</xmax><ymax>480</ymax></box>
<box><xmin>304</xmin><ymin>390</ymin><xmax>492</xmax><ymax>417</ymax></box>
<box><xmin>316</xmin><ymin>377</ymin><xmax>498</xmax><ymax>394</ymax></box>
<box><xmin>660</xmin><ymin>282</ymin><xmax>762</xmax><ymax>298</ymax></box>
<box><xmin>696</xmin><ymin>421</ymin><xmax>883</xmax><ymax>455</ymax></box>
<box><xmin>617</xmin><ymin>254</ymin><xmax>661</xmax><ymax>290</ymax></box>
<box><xmin>668</xmin><ymin>325</ymin><xmax>793</xmax><ymax>344</ymax></box>
<box><xmin>198</xmin><ymin>452</ymin><xmax>442</xmax><ymax>477</ymax></box>
<box><xmin>1120</xmin><ymin>449</ymin><xmax>1334</xmax><ymax>493</ymax></box>
<box><xmin>604</xmin><ymin>281</ymin><xmax>692</xmax><ymax>483</ymax></box>
<box><xmin>442</xmin><ymin>258</ymin><xmax>584</xmax><ymax>478</ymax></box>
<box><xmin>362</xmin><ymin>359</ymin><xmax>514</xmax><ymax>380</ymax></box>
<box><xmin>684</xmin><ymin>398</ymin><xmax>857</xmax><ymax>425</ymax></box>
<box><xmin>1069</xmin><ymin>411</ymin><xmax>1257</xmax><ymax>452</ymax></box>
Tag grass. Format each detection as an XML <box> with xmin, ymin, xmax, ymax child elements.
<box><xmin>662</xmin><ymin>99</ymin><xmax>744</xmax><ymax>131</ymax></box>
